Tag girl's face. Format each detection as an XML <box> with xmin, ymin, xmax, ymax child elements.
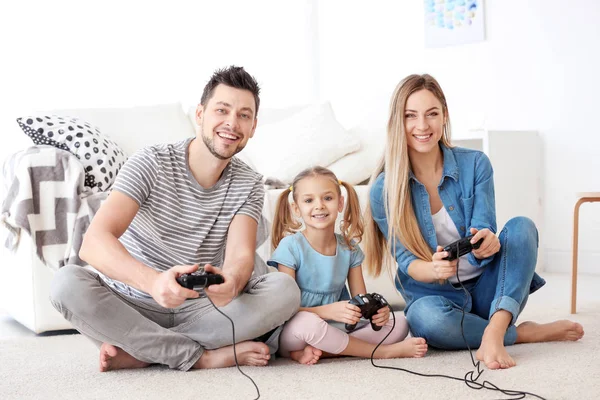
<box><xmin>292</xmin><ymin>176</ymin><xmax>344</xmax><ymax>232</ymax></box>
<box><xmin>404</xmin><ymin>89</ymin><xmax>445</xmax><ymax>155</ymax></box>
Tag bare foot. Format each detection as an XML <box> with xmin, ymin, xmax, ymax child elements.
<box><xmin>375</xmin><ymin>337</ymin><xmax>428</xmax><ymax>359</ymax></box>
<box><xmin>194</xmin><ymin>341</ymin><xmax>271</xmax><ymax>369</ymax></box>
<box><xmin>476</xmin><ymin>327</ymin><xmax>515</xmax><ymax>370</ymax></box>
<box><xmin>99</xmin><ymin>343</ymin><xmax>150</xmax><ymax>372</ymax></box>
<box><xmin>290</xmin><ymin>345</ymin><xmax>323</xmax><ymax>365</ymax></box>
<box><xmin>516</xmin><ymin>320</ymin><xmax>584</xmax><ymax>343</ymax></box>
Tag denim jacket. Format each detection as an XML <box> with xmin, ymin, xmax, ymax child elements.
<box><xmin>370</xmin><ymin>144</ymin><xmax>542</xmax><ymax>310</ymax></box>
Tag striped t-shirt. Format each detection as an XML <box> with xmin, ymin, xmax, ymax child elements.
<box><xmin>105</xmin><ymin>138</ymin><xmax>264</xmax><ymax>299</ymax></box>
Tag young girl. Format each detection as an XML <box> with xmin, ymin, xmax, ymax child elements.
<box><xmin>363</xmin><ymin>74</ymin><xmax>584</xmax><ymax>370</ymax></box>
<box><xmin>268</xmin><ymin>166</ymin><xmax>427</xmax><ymax>365</ymax></box>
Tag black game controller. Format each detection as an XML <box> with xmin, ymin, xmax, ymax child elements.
<box><xmin>345</xmin><ymin>293</ymin><xmax>390</xmax><ymax>332</ymax></box>
<box><xmin>442</xmin><ymin>234</ymin><xmax>484</xmax><ymax>261</ymax></box>
<box><xmin>176</xmin><ymin>268</ymin><xmax>224</xmax><ymax>292</ymax></box>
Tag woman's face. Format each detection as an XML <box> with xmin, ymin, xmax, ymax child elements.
<box><xmin>404</xmin><ymin>89</ymin><xmax>445</xmax><ymax>155</ymax></box>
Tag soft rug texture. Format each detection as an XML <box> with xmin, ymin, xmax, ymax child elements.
<box><xmin>1</xmin><ymin>274</ymin><xmax>598</xmax><ymax>400</ymax></box>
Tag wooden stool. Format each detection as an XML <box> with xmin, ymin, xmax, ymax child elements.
<box><xmin>571</xmin><ymin>192</ymin><xmax>600</xmax><ymax>314</ymax></box>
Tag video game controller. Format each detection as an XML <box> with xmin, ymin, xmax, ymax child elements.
<box><xmin>442</xmin><ymin>234</ymin><xmax>484</xmax><ymax>261</ymax></box>
<box><xmin>176</xmin><ymin>268</ymin><xmax>224</xmax><ymax>292</ymax></box>
<box><xmin>345</xmin><ymin>293</ymin><xmax>390</xmax><ymax>332</ymax></box>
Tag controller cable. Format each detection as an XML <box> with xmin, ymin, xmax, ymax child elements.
<box><xmin>368</xmin><ymin>242</ymin><xmax>547</xmax><ymax>400</ymax></box>
<box><xmin>201</xmin><ymin>289</ymin><xmax>261</xmax><ymax>400</ymax></box>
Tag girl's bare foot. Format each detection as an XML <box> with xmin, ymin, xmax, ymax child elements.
<box><xmin>476</xmin><ymin>326</ymin><xmax>515</xmax><ymax>370</ymax></box>
<box><xmin>375</xmin><ymin>337</ymin><xmax>428</xmax><ymax>359</ymax></box>
<box><xmin>99</xmin><ymin>343</ymin><xmax>150</xmax><ymax>372</ymax></box>
<box><xmin>516</xmin><ymin>320</ymin><xmax>584</xmax><ymax>343</ymax></box>
<box><xmin>290</xmin><ymin>345</ymin><xmax>323</xmax><ymax>365</ymax></box>
<box><xmin>194</xmin><ymin>341</ymin><xmax>271</xmax><ymax>369</ymax></box>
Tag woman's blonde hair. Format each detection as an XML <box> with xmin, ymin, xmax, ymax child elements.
<box><xmin>363</xmin><ymin>74</ymin><xmax>452</xmax><ymax>278</ymax></box>
<box><xmin>271</xmin><ymin>166</ymin><xmax>364</xmax><ymax>251</ymax></box>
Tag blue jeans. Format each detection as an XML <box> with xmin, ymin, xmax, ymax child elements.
<box><xmin>406</xmin><ymin>217</ymin><xmax>546</xmax><ymax>349</ymax></box>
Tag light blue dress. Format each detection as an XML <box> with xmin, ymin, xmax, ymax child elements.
<box><xmin>267</xmin><ymin>232</ymin><xmax>364</xmax><ymax>308</ymax></box>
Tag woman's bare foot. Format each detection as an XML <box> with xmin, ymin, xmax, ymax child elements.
<box><xmin>476</xmin><ymin>326</ymin><xmax>515</xmax><ymax>370</ymax></box>
<box><xmin>516</xmin><ymin>320</ymin><xmax>584</xmax><ymax>343</ymax></box>
<box><xmin>375</xmin><ymin>337</ymin><xmax>428</xmax><ymax>359</ymax></box>
<box><xmin>99</xmin><ymin>343</ymin><xmax>150</xmax><ymax>372</ymax></box>
<box><xmin>194</xmin><ymin>341</ymin><xmax>271</xmax><ymax>369</ymax></box>
<box><xmin>290</xmin><ymin>345</ymin><xmax>323</xmax><ymax>365</ymax></box>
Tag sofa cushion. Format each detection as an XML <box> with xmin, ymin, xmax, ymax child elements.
<box><xmin>16</xmin><ymin>115</ymin><xmax>127</xmax><ymax>192</ymax></box>
<box><xmin>327</xmin><ymin>120</ymin><xmax>387</xmax><ymax>185</ymax></box>
<box><xmin>242</xmin><ymin>102</ymin><xmax>361</xmax><ymax>184</ymax></box>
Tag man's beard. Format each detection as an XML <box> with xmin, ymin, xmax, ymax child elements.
<box><xmin>201</xmin><ymin>130</ymin><xmax>244</xmax><ymax>160</ymax></box>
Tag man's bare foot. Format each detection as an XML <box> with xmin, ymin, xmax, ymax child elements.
<box><xmin>194</xmin><ymin>341</ymin><xmax>270</xmax><ymax>369</ymax></box>
<box><xmin>476</xmin><ymin>326</ymin><xmax>515</xmax><ymax>370</ymax></box>
<box><xmin>99</xmin><ymin>343</ymin><xmax>150</xmax><ymax>372</ymax></box>
<box><xmin>516</xmin><ymin>320</ymin><xmax>584</xmax><ymax>343</ymax></box>
<box><xmin>290</xmin><ymin>345</ymin><xmax>323</xmax><ymax>365</ymax></box>
<box><xmin>375</xmin><ymin>337</ymin><xmax>428</xmax><ymax>359</ymax></box>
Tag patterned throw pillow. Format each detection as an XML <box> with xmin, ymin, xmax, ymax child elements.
<box><xmin>16</xmin><ymin>115</ymin><xmax>128</xmax><ymax>192</ymax></box>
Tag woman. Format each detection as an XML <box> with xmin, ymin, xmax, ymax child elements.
<box><xmin>363</xmin><ymin>74</ymin><xmax>584</xmax><ymax>369</ymax></box>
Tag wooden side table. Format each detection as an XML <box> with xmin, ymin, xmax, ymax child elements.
<box><xmin>571</xmin><ymin>192</ymin><xmax>600</xmax><ymax>314</ymax></box>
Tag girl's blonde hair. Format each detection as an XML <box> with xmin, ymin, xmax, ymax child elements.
<box><xmin>271</xmin><ymin>166</ymin><xmax>364</xmax><ymax>251</ymax></box>
<box><xmin>363</xmin><ymin>74</ymin><xmax>452</xmax><ymax>278</ymax></box>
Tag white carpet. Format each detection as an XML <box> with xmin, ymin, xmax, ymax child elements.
<box><xmin>1</xmin><ymin>274</ymin><xmax>599</xmax><ymax>400</ymax></box>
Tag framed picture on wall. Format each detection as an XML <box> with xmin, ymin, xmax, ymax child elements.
<box><xmin>424</xmin><ymin>0</ymin><xmax>485</xmax><ymax>48</ymax></box>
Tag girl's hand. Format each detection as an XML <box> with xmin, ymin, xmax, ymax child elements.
<box><xmin>431</xmin><ymin>246</ymin><xmax>459</xmax><ymax>281</ymax></box>
<box><xmin>371</xmin><ymin>306</ymin><xmax>390</xmax><ymax>327</ymax></box>
<box><xmin>323</xmin><ymin>301</ymin><xmax>362</xmax><ymax>325</ymax></box>
<box><xmin>469</xmin><ymin>228</ymin><xmax>500</xmax><ymax>259</ymax></box>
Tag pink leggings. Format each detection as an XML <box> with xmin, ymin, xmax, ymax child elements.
<box><xmin>278</xmin><ymin>310</ymin><xmax>409</xmax><ymax>357</ymax></box>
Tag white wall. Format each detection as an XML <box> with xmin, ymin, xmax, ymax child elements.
<box><xmin>0</xmin><ymin>0</ymin><xmax>319</xmax><ymax>162</ymax></box>
<box><xmin>318</xmin><ymin>0</ymin><xmax>600</xmax><ymax>274</ymax></box>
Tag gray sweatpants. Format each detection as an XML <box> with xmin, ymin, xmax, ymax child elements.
<box><xmin>50</xmin><ymin>265</ymin><xmax>300</xmax><ymax>371</ymax></box>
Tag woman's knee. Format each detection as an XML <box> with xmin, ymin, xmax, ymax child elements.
<box><xmin>406</xmin><ymin>296</ymin><xmax>456</xmax><ymax>343</ymax></box>
<box><xmin>501</xmin><ymin>216</ymin><xmax>538</xmax><ymax>249</ymax></box>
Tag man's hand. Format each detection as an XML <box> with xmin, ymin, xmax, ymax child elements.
<box><xmin>204</xmin><ymin>264</ymin><xmax>240</xmax><ymax>307</ymax></box>
<box><xmin>150</xmin><ymin>264</ymin><xmax>200</xmax><ymax>308</ymax></box>
<box><xmin>371</xmin><ymin>306</ymin><xmax>390</xmax><ymax>327</ymax></box>
<box><xmin>322</xmin><ymin>301</ymin><xmax>362</xmax><ymax>325</ymax></box>
<box><xmin>469</xmin><ymin>227</ymin><xmax>500</xmax><ymax>259</ymax></box>
<box><xmin>431</xmin><ymin>246</ymin><xmax>459</xmax><ymax>281</ymax></box>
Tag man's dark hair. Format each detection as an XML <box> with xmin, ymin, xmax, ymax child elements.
<box><xmin>200</xmin><ymin>66</ymin><xmax>261</xmax><ymax>116</ymax></box>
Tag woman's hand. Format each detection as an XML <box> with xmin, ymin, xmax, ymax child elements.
<box><xmin>469</xmin><ymin>228</ymin><xmax>500</xmax><ymax>259</ymax></box>
<box><xmin>431</xmin><ymin>246</ymin><xmax>459</xmax><ymax>281</ymax></box>
<box><xmin>322</xmin><ymin>301</ymin><xmax>362</xmax><ymax>325</ymax></box>
<box><xmin>371</xmin><ymin>306</ymin><xmax>390</xmax><ymax>327</ymax></box>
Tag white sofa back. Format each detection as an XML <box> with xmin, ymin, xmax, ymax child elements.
<box><xmin>50</xmin><ymin>103</ymin><xmax>195</xmax><ymax>156</ymax></box>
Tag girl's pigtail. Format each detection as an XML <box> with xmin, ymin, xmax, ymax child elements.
<box><xmin>271</xmin><ymin>188</ymin><xmax>301</xmax><ymax>251</ymax></box>
<box><xmin>340</xmin><ymin>181</ymin><xmax>364</xmax><ymax>250</ymax></box>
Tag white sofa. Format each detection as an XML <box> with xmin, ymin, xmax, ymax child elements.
<box><xmin>0</xmin><ymin>102</ymin><xmax>403</xmax><ymax>334</ymax></box>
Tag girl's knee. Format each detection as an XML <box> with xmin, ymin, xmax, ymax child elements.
<box><xmin>284</xmin><ymin>311</ymin><xmax>327</xmax><ymax>340</ymax></box>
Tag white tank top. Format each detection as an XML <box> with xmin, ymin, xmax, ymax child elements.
<box><xmin>431</xmin><ymin>206</ymin><xmax>483</xmax><ymax>283</ymax></box>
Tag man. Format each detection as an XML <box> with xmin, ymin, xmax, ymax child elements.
<box><xmin>50</xmin><ymin>66</ymin><xmax>300</xmax><ymax>372</ymax></box>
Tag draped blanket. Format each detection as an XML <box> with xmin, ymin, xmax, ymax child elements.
<box><xmin>1</xmin><ymin>146</ymin><xmax>107</xmax><ymax>270</ymax></box>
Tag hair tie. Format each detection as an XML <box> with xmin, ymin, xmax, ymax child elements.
<box><xmin>289</xmin><ymin>185</ymin><xmax>293</xmax><ymax>192</ymax></box>
<box><xmin>338</xmin><ymin>179</ymin><xmax>343</xmax><ymax>185</ymax></box>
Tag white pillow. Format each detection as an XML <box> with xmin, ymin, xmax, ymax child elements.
<box><xmin>49</xmin><ymin>103</ymin><xmax>194</xmax><ymax>155</ymax></box>
<box><xmin>327</xmin><ymin>121</ymin><xmax>386</xmax><ymax>185</ymax></box>
<box><xmin>243</xmin><ymin>102</ymin><xmax>361</xmax><ymax>184</ymax></box>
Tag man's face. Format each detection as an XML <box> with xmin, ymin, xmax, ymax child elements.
<box><xmin>196</xmin><ymin>84</ymin><xmax>257</xmax><ymax>160</ymax></box>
